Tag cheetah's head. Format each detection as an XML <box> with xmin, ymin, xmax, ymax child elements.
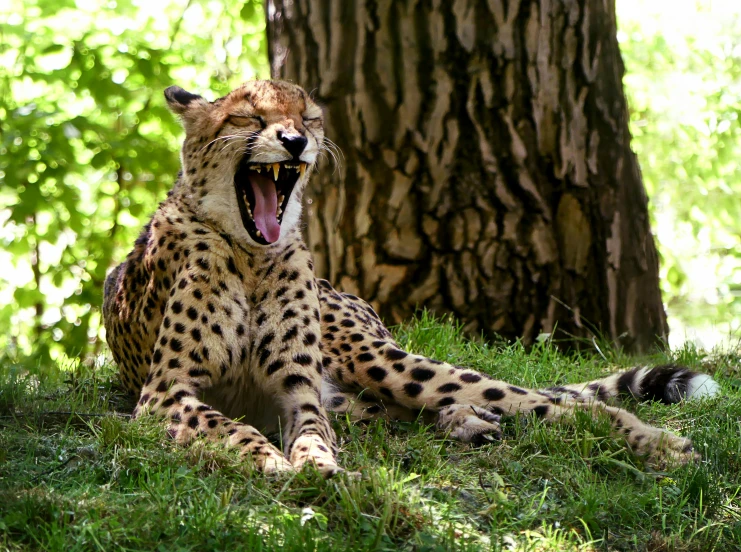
<box><xmin>165</xmin><ymin>80</ymin><xmax>324</xmax><ymax>247</ymax></box>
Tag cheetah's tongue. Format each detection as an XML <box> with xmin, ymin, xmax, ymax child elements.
<box><xmin>249</xmin><ymin>173</ymin><xmax>281</xmax><ymax>243</ymax></box>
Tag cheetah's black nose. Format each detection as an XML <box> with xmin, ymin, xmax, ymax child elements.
<box><xmin>278</xmin><ymin>132</ymin><xmax>308</xmax><ymax>159</ymax></box>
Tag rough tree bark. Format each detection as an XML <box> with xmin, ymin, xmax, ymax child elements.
<box><xmin>266</xmin><ymin>0</ymin><xmax>669</xmax><ymax>353</ymax></box>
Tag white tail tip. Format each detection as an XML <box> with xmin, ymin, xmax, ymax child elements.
<box><xmin>686</xmin><ymin>374</ymin><xmax>720</xmax><ymax>400</ymax></box>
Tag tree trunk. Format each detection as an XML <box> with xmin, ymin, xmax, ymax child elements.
<box><xmin>266</xmin><ymin>0</ymin><xmax>669</xmax><ymax>353</ymax></box>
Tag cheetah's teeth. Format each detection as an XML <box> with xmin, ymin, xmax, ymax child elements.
<box><xmin>254</xmin><ymin>165</ymin><xmax>262</xmax><ymax>173</ymax></box>
<box><xmin>299</xmin><ymin>163</ymin><xmax>306</xmax><ymax>177</ymax></box>
<box><xmin>256</xmin><ymin>229</ymin><xmax>262</xmax><ymax>237</ymax></box>
<box><xmin>272</xmin><ymin>163</ymin><xmax>280</xmax><ymax>181</ymax></box>
<box><xmin>242</xmin><ymin>192</ymin><xmax>253</xmax><ymax>218</ymax></box>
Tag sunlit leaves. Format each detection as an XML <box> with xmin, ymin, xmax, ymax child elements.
<box><xmin>619</xmin><ymin>1</ymin><xmax>741</xmax><ymax>337</ymax></box>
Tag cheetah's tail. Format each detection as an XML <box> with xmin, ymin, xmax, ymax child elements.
<box><xmin>550</xmin><ymin>364</ymin><xmax>720</xmax><ymax>404</ymax></box>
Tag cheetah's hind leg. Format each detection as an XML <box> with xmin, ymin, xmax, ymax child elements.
<box><xmin>436</xmin><ymin>404</ymin><xmax>502</xmax><ymax>444</ymax></box>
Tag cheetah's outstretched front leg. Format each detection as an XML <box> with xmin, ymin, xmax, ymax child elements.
<box><xmin>317</xmin><ymin>282</ymin><xmax>698</xmax><ymax>467</ymax></box>
<box><xmin>323</xmin><ymin>389</ymin><xmax>503</xmax><ymax>444</ymax></box>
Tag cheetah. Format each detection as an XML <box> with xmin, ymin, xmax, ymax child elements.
<box><xmin>103</xmin><ymin>80</ymin><xmax>719</xmax><ymax>475</ymax></box>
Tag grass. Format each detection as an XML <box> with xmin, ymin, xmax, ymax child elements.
<box><xmin>1</xmin><ymin>312</ymin><xmax>740</xmax><ymax>551</ymax></box>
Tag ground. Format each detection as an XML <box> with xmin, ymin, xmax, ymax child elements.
<box><xmin>1</xmin><ymin>313</ymin><xmax>740</xmax><ymax>551</ymax></box>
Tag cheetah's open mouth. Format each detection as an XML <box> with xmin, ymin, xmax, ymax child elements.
<box><xmin>234</xmin><ymin>159</ymin><xmax>305</xmax><ymax>245</ymax></box>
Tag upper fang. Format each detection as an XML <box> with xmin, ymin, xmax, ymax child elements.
<box><xmin>272</xmin><ymin>163</ymin><xmax>280</xmax><ymax>180</ymax></box>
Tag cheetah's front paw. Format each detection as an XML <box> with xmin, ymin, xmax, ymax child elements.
<box><xmin>260</xmin><ymin>449</ymin><xmax>296</xmax><ymax>474</ymax></box>
<box><xmin>637</xmin><ymin>429</ymin><xmax>700</xmax><ymax>469</ymax></box>
<box><xmin>289</xmin><ymin>434</ymin><xmax>342</xmax><ymax>478</ymax></box>
<box><xmin>437</xmin><ymin>404</ymin><xmax>503</xmax><ymax>445</ymax></box>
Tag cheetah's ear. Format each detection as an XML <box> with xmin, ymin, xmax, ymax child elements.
<box><xmin>164</xmin><ymin>86</ymin><xmax>211</xmax><ymax>126</ymax></box>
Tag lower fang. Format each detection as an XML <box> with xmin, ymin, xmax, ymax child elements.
<box><xmin>256</xmin><ymin>230</ymin><xmax>262</xmax><ymax>237</ymax></box>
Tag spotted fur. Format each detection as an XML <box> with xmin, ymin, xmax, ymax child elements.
<box><xmin>104</xmin><ymin>80</ymin><xmax>718</xmax><ymax>474</ymax></box>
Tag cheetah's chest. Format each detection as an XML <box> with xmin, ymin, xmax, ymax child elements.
<box><xmin>171</xmin><ymin>237</ymin><xmax>320</xmax><ymax>434</ymax></box>
<box><xmin>201</xmin><ymin>371</ymin><xmax>282</xmax><ymax>434</ymax></box>
<box><xmin>199</xmin><ymin>283</ymin><xmax>320</xmax><ymax>434</ymax></box>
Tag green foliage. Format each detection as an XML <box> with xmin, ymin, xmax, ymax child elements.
<box><xmin>0</xmin><ymin>0</ymin><xmax>268</xmax><ymax>367</ymax></box>
<box><xmin>618</xmin><ymin>1</ymin><xmax>741</xmax><ymax>338</ymax></box>
<box><xmin>2</xmin><ymin>315</ymin><xmax>740</xmax><ymax>550</ymax></box>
